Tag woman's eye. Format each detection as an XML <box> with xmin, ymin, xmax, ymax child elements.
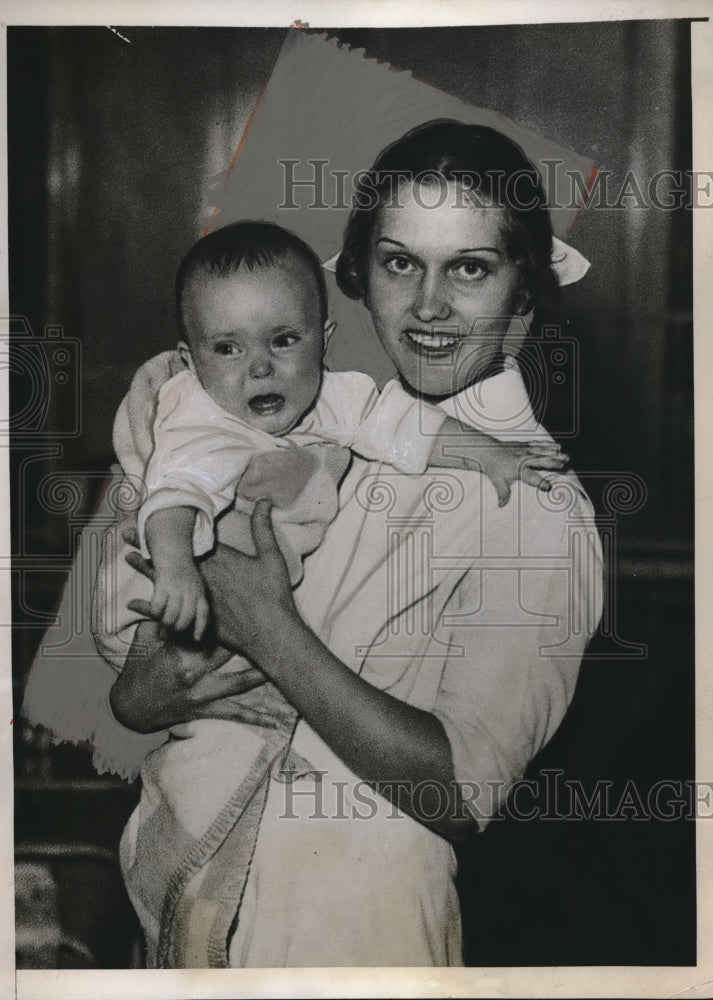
<box><xmin>214</xmin><ymin>342</ymin><xmax>241</xmax><ymax>356</ymax></box>
<box><xmin>272</xmin><ymin>333</ymin><xmax>300</xmax><ymax>349</ymax></box>
<box><xmin>453</xmin><ymin>260</ymin><xmax>487</xmax><ymax>280</ymax></box>
<box><xmin>385</xmin><ymin>255</ymin><xmax>416</xmax><ymax>275</ymax></box>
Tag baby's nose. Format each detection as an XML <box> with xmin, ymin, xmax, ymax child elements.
<box><xmin>248</xmin><ymin>352</ymin><xmax>274</xmax><ymax>379</ymax></box>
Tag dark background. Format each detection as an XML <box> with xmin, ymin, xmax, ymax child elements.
<box><xmin>10</xmin><ymin>22</ymin><xmax>695</xmax><ymax>967</ymax></box>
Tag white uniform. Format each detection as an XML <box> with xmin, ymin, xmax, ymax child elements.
<box><xmin>224</xmin><ymin>360</ymin><xmax>604</xmax><ymax>966</ymax></box>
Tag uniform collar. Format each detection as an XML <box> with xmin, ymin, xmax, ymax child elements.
<box><xmin>437</xmin><ymin>356</ymin><xmax>550</xmax><ymax>441</ymax></box>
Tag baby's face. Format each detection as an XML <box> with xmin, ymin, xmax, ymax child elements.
<box><xmin>181</xmin><ymin>258</ymin><xmax>325</xmax><ymax>435</ymax></box>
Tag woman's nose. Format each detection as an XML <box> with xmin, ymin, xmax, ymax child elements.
<box><xmin>411</xmin><ymin>272</ymin><xmax>451</xmax><ymax>323</ymax></box>
<box><xmin>248</xmin><ymin>350</ymin><xmax>274</xmax><ymax>379</ymax></box>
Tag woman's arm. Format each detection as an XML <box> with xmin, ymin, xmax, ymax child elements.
<box><xmin>128</xmin><ymin>500</ymin><xmax>475</xmax><ymax>840</ymax></box>
<box><xmin>251</xmin><ymin>610</ymin><xmax>469</xmax><ymax>839</ymax></box>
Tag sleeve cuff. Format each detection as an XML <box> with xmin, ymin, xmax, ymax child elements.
<box><xmin>396</xmin><ymin>403</ymin><xmax>448</xmax><ymax>473</ymax></box>
<box><xmin>434</xmin><ymin>710</ymin><xmax>513</xmax><ymax>833</ymax></box>
<box><xmin>353</xmin><ymin>379</ymin><xmax>449</xmax><ymax>473</ymax></box>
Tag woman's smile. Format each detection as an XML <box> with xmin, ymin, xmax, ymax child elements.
<box><xmin>403</xmin><ymin>327</ymin><xmax>463</xmax><ymax>354</ymax></box>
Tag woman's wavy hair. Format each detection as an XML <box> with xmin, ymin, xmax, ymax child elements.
<box><xmin>336</xmin><ymin>120</ymin><xmax>559</xmax><ymax>315</ymax></box>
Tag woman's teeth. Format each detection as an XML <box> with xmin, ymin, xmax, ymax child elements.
<box><xmin>407</xmin><ymin>330</ymin><xmax>459</xmax><ymax>349</ymax></box>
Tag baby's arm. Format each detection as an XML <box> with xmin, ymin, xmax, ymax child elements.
<box><xmin>314</xmin><ymin>373</ymin><xmax>566</xmax><ymax>505</ymax></box>
<box><xmin>143</xmin><ymin>506</ymin><xmax>210</xmax><ymax>641</ymax></box>
<box><xmin>427</xmin><ymin>417</ymin><xmax>568</xmax><ymax>507</ymax></box>
<box><xmin>136</xmin><ymin>371</ymin><xmax>261</xmax><ymax>638</ymax></box>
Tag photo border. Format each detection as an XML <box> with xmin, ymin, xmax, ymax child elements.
<box><xmin>2</xmin><ymin>2</ymin><xmax>710</xmax><ymax>997</ymax></box>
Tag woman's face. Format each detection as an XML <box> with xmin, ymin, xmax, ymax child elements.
<box><xmin>365</xmin><ymin>181</ymin><xmax>525</xmax><ymax>398</ymax></box>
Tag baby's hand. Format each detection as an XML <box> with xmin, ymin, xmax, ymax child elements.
<box><xmin>149</xmin><ymin>560</ymin><xmax>210</xmax><ymax>642</ymax></box>
<box><xmin>428</xmin><ymin>418</ymin><xmax>569</xmax><ymax>506</ymax></box>
<box><xmin>238</xmin><ymin>448</ymin><xmax>319</xmax><ymax>508</ymax></box>
<box><xmin>477</xmin><ymin>440</ymin><xmax>569</xmax><ymax>507</ymax></box>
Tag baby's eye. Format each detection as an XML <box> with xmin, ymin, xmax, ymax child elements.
<box><xmin>214</xmin><ymin>342</ymin><xmax>242</xmax><ymax>356</ymax></box>
<box><xmin>453</xmin><ymin>260</ymin><xmax>487</xmax><ymax>280</ymax></box>
<box><xmin>385</xmin><ymin>255</ymin><xmax>417</xmax><ymax>275</ymax></box>
<box><xmin>272</xmin><ymin>332</ymin><xmax>300</xmax><ymax>350</ymax></box>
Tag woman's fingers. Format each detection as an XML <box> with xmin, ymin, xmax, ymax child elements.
<box><xmin>193</xmin><ymin>598</ymin><xmax>209</xmax><ymax>643</ymax></box>
<box><xmin>199</xmin><ymin>506</ymin><xmax>294</xmax><ymax>656</ymax></box>
<box><xmin>128</xmin><ymin>597</ymin><xmax>161</xmax><ymax>620</ymax></box>
<box><xmin>149</xmin><ymin>589</ymin><xmax>169</xmax><ymax>623</ymax></box>
<box><xmin>192</xmin><ymin>698</ymin><xmax>273</xmax><ymax>727</ymax></box>
<box><xmin>126</xmin><ymin>550</ymin><xmax>155</xmax><ymax>581</ymax></box>
<box><xmin>173</xmin><ymin>595</ymin><xmax>196</xmax><ymax>635</ymax></box>
<box><xmin>251</xmin><ymin>499</ymin><xmax>280</xmax><ymax>558</ymax></box>
<box><xmin>196</xmin><ymin>667</ymin><xmax>268</xmax><ymax>701</ymax></box>
<box><xmin>162</xmin><ymin>592</ymin><xmax>183</xmax><ymax>629</ymax></box>
<box><xmin>183</xmin><ymin>668</ymin><xmax>269</xmax><ymax>715</ymax></box>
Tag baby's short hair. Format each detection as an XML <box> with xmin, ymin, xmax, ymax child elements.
<box><xmin>176</xmin><ymin>221</ymin><xmax>328</xmax><ymax>335</ymax></box>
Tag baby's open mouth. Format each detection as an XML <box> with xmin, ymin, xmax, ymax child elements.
<box><xmin>248</xmin><ymin>393</ymin><xmax>285</xmax><ymax>416</ymax></box>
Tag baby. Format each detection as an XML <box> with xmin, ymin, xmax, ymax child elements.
<box><xmin>133</xmin><ymin>220</ymin><xmax>566</xmax><ymax>642</ymax></box>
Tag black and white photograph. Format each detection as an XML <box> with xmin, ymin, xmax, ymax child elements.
<box><xmin>4</xmin><ymin>2</ymin><xmax>711</xmax><ymax>996</ymax></box>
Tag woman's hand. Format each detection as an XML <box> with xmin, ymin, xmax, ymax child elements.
<box><xmin>109</xmin><ymin>619</ymin><xmax>269</xmax><ymax>733</ymax></box>
<box><xmin>112</xmin><ymin>520</ymin><xmax>271</xmax><ymax>733</ymax></box>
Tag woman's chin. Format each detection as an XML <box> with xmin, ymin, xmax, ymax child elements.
<box><xmin>400</xmin><ymin>364</ymin><xmax>505</xmax><ymax>402</ymax></box>
<box><xmin>399</xmin><ymin>371</ymin><xmax>458</xmax><ymax>401</ymax></box>
<box><xmin>399</xmin><ymin>360</ymin><xmax>493</xmax><ymax>400</ymax></box>
<box><xmin>394</xmin><ymin>341</ymin><xmax>507</xmax><ymax>400</ymax></box>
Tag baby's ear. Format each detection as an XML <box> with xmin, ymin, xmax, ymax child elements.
<box><xmin>177</xmin><ymin>341</ymin><xmax>195</xmax><ymax>371</ymax></box>
<box><xmin>323</xmin><ymin>320</ymin><xmax>337</xmax><ymax>352</ymax></box>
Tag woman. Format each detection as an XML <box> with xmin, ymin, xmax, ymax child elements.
<box><xmin>33</xmin><ymin>121</ymin><xmax>604</xmax><ymax>967</ymax></box>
